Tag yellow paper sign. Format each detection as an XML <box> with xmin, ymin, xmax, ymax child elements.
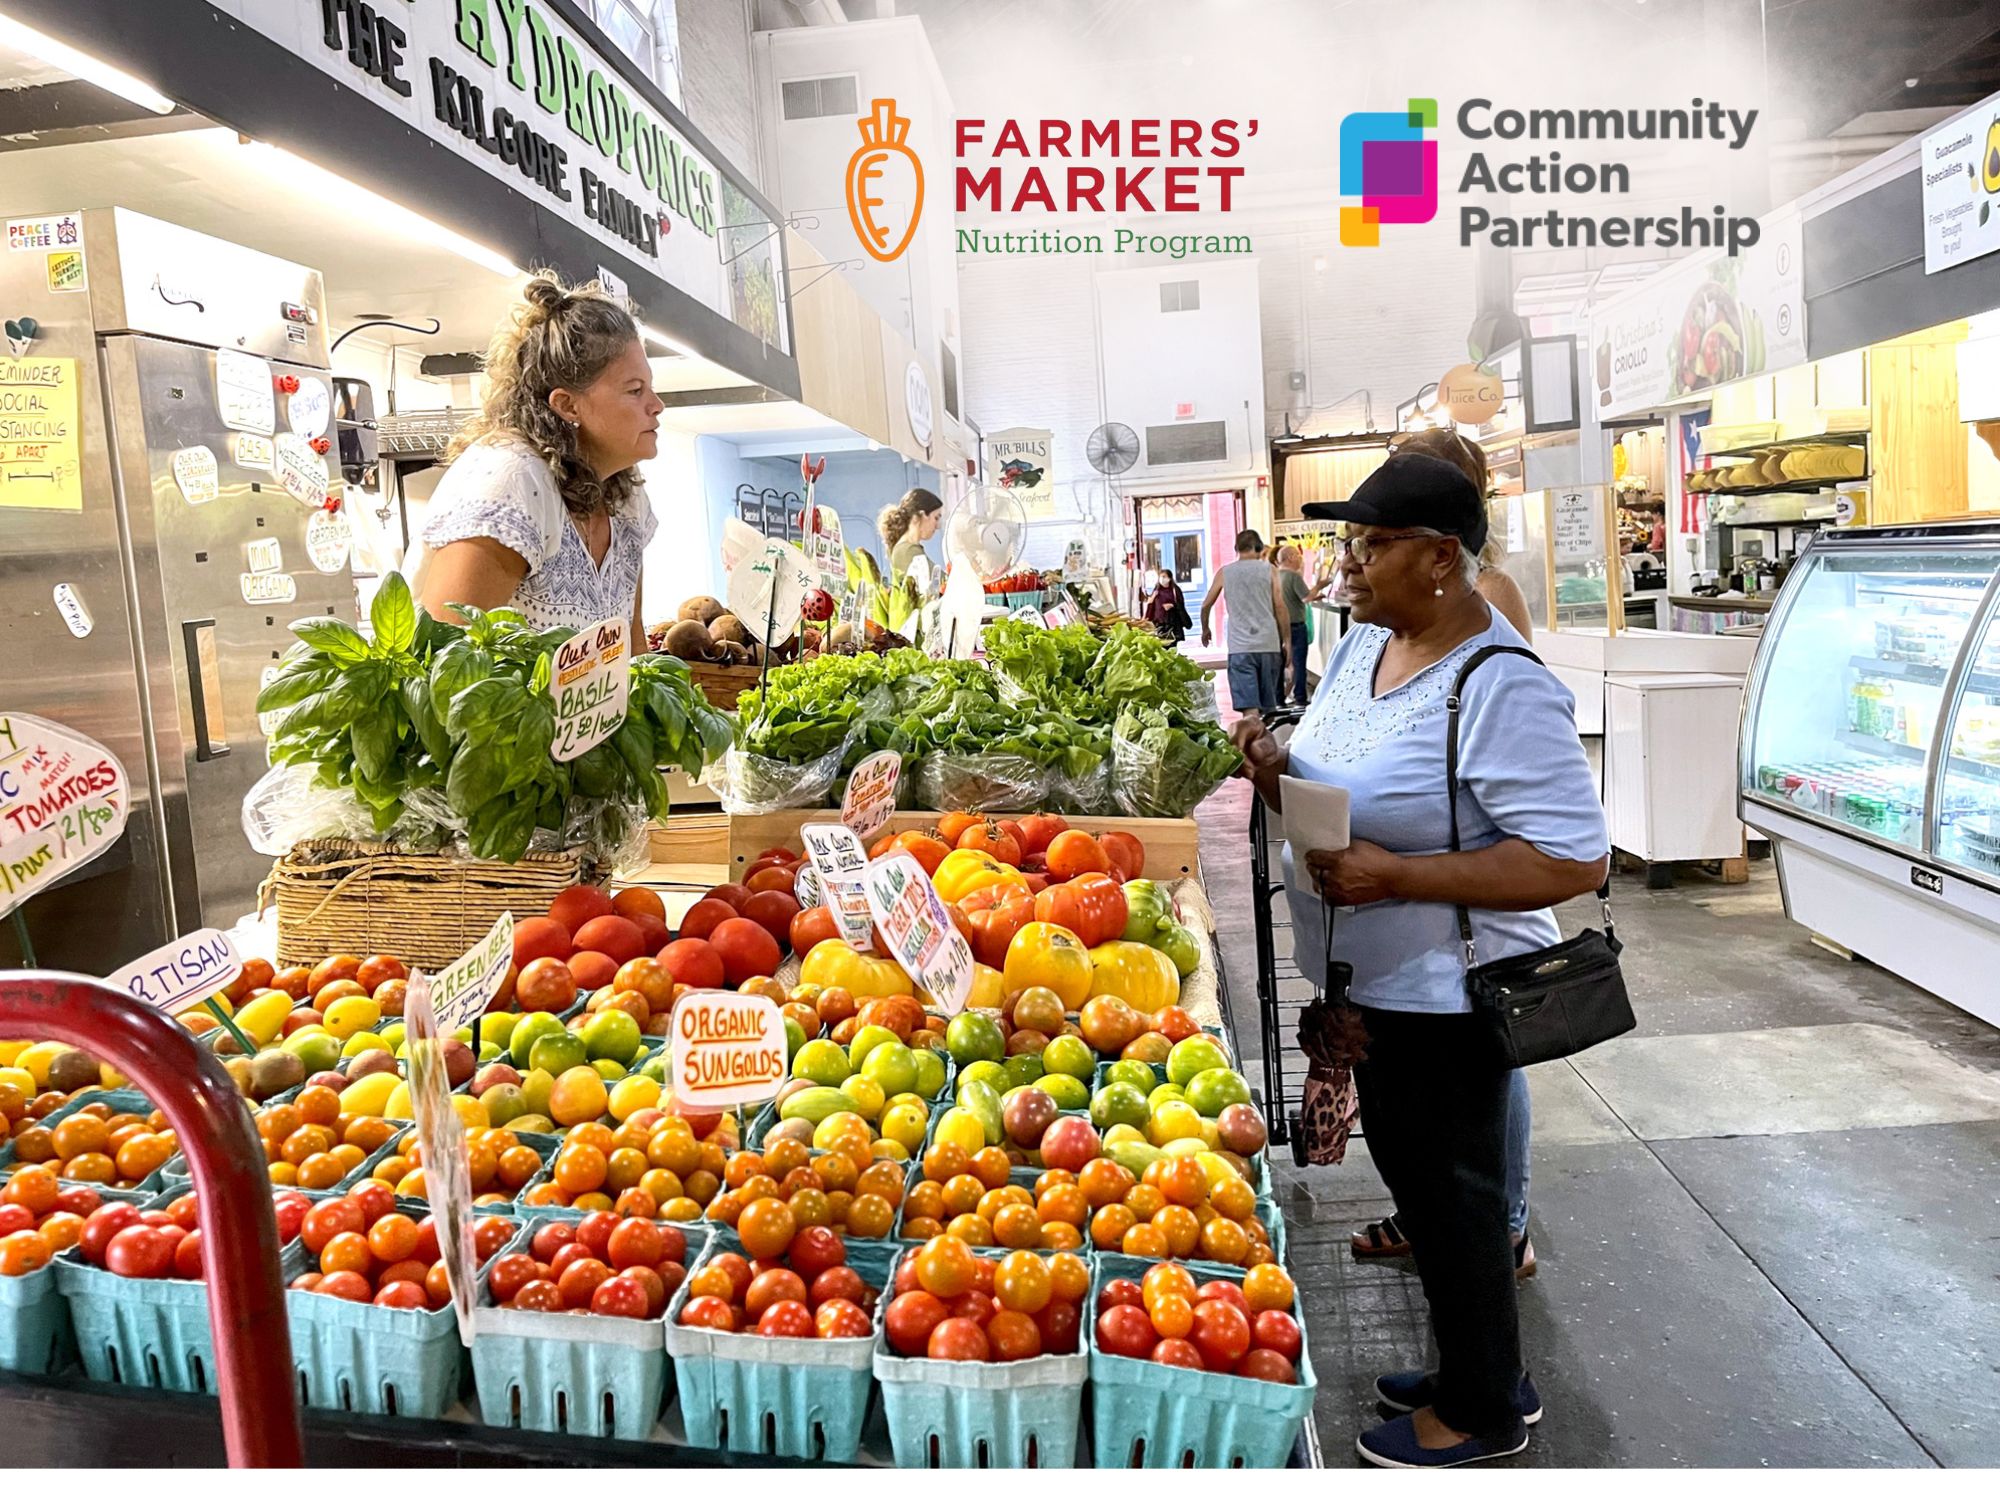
<box><xmin>0</xmin><ymin>357</ymin><xmax>82</xmax><ymax>512</ymax></box>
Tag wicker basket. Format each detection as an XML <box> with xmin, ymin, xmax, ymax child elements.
<box><xmin>262</xmin><ymin>839</ymin><xmax>589</xmax><ymax>970</ymax></box>
<box><xmin>687</xmin><ymin>662</ymin><xmax>763</xmax><ymax>710</ymax></box>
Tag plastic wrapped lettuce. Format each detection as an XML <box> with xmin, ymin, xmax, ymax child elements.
<box><xmin>1111</xmin><ymin>703</ymin><xmax>1242</xmax><ymax>818</ymax></box>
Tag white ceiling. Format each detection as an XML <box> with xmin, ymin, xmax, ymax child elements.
<box><xmin>657</xmin><ymin>398</ymin><xmax>855</xmax><ymax>450</ymax></box>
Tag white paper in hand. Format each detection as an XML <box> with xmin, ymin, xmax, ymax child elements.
<box><xmin>1280</xmin><ymin>776</ymin><xmax>1350</xmax><ymax>858</ymax></box>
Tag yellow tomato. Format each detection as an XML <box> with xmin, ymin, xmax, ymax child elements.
<box><xmin>798</xmin><ymin>940</ymin><xmax>915</xmax><ymax>999</ymax></box>
<box><xmin>1086</xmin><ymin>941</ymin><xmax>1181</xmax><ymax>1013</ymax></box>
<box><xmin>1002</xmin><ymin>923</ymin><xmax>1093</xmax><ymax>1009</ymax></box>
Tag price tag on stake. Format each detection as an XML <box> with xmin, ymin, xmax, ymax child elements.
<box><xmin>863</xmin><ymin>852</ymin><xmax>976</xmax><ymax>1014</ymax></box>
<box><xmin>0</xmin><ymin>713</ymin><xmax>129</xmax><ymax>920</ymax></box>
<box><xmin>672</xmin><ymin>990</ymin><xmax>787</xmax><ymax>1110</ymax></box>
<box><xmin>403</xmin><ymin>967</ymin><xmax>479</xmax><ymax>1342</ymax></box>
<box><xmin>840</xmin><ymin>751</ymin><xmax>901</xmax><ymax>841</ymax></box>
<box><xmin>801</xmin><ymin>822</ymin><xmax>875</xmax><ymax>948</ymax></box>
<box><xmin>106</xmin><ymin>928</ymin><xmax>243</xmax><ymax>1015</ymax></box>
<box><xmin>425</xmin><ymin>911</ymin><xmax>514</xmax><ymax>1035</ymax></box>
<box><xmin>726</xmin><ymin>538</ymin><xmax>816</xmax><ymax>643</ymax></box>
<box><xmin>808</xmin><ymin>505</ymin><xmax>846</xmax><ymax>590</ymax></box>
<box><xmin>549</xmin><ymin>618</ymin><xmax>629</xmax><ymax>762</ymax></box>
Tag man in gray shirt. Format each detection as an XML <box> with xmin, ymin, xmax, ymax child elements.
<box><xmin>1200</xmin><ymin>530</ymin><xmax>1288</xmax><ymax>716</ymax></box>
<box><xmin>1275</xmin><ymin>544</ymin><xmax>1312</xmax><ymax>706</ymax></box>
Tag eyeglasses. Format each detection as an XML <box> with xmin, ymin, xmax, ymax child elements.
<box><xmin>1335</xmin><ymin>530</ymin><xmax>1434</xmax><ymax>565</ymax></box>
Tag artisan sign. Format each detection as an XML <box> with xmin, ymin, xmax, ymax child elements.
<box><xmin>108</xmin><ymin>929</ymin><xmax>243</xmax><ymax>1016</ymax></box>
<box><xmin>219</xmin><ymin>1</ymin><xmax>779</xmax><ymax>345</ymax></box>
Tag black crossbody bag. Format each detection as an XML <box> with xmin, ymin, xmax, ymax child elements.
<box><xmin>1446</xmin><ymin>646</ymin><xmax>1635</xmax><ymax>1066</ymax></box>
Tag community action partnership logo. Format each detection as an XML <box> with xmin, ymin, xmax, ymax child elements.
<box><xmin>1341</xmin><ymin>95</ymin><xmax>1764</xmax><ymax>255</ymax></box>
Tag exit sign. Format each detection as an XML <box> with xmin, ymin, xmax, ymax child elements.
<box><xmin>1174</xmin><ymin>401</ymin><xmax>1196</xmax><ymax>420</ymax></box>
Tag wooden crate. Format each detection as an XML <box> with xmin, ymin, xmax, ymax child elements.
<box><xmin>646</xmin><ymin>812</ymin><xmax>731</xmax><ymax>866</ymax></box>
<box><xmin>724</xmin><ymin>810</ymin><xmax>1203</xmax><ymax>880</ymax></box>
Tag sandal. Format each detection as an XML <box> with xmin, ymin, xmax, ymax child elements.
<box><xmin>1351</xmin><ymin>1212</ymin><xmax>1411</xmax><ymax>1259</ymax></box>
<box><xmin>1515</xmin><ymin>1234</ymin><xmax>1537</xmax><ymax>1281</ymax></box>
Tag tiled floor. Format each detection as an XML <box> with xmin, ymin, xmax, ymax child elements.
<box><xmin>1197</xmin><ymin>776</ymin><xmax>2000</xmax><ymax>1468</ymax></box>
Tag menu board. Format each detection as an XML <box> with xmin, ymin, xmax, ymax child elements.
<box><xmin>1551</xmin><ymin>488</ymin><xmax>1605</xmax><ymax>563</ymax></box>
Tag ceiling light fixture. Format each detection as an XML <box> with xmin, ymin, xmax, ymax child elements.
<box><xmin>234</xmin><ymin>138</ymin><xmax>522</xmax><ymax>278</ymax></box>
<box><xmin>640</xmin><ymin>323</ymin><xmax>695</xmax><ymax>358</ymax></box>
<box><xmin>0</xmin><ymin>16</ymin><xmax>174</xmax><ymax>114</ymax></box>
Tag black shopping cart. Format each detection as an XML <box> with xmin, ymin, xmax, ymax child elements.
<box><xmin>1248</xmin><ymin>792</ymin><xmax>1324</xmax><ymax>1162</ymax></box>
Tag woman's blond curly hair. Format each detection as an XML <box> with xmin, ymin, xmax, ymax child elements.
<box><xmin>450</xmin><ymin>270</ymin><xmax>644</xmax><ymax>519</ymax></box>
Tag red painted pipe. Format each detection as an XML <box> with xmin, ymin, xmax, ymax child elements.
<box><xmin>0</xmin><ymin>973</ymin><xmax>303</xmax><ymax>1467</ymax></box>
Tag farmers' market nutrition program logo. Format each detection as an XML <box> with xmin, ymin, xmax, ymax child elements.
<box><xmin>1339</xmin><ymin>98</ymin><xmax>1439</xmax><ymax>246</ymax></box>
<box><xmin>847</xmin><ymin>100</ymin><xmax>925</xmax><ymax>262</ymax></box>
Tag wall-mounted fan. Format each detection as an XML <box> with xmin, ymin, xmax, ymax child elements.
<box><xmin>1086</xmin><ymin>421</ymin><xmax>1140</xmax><ymax>475</ymax></box>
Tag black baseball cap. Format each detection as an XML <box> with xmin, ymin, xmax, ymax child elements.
<box><xmin>1302</xmin><ymin>451</ymin><xmax>1489</xmax><ymax>554</ymax></box>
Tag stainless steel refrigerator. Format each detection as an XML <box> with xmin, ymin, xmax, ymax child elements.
<box><xmin>0</xmin><ymin>208</ymin><xmax>352</xmax><ymax>970</ymax></box>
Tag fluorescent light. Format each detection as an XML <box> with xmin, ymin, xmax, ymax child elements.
<box><xmin>234</xmin><ymin>138</ymin><xmax>522</xmax><ymax>278</ymax></box>
<box><xmin>640</xmin><ymin>323</ymin><xmax>695</xmax><ymax>358</ymax></box>
<box><xmin>0</xmin><ymin>16</ymin><xmax>173</xmax><ymax>114</ymax></box>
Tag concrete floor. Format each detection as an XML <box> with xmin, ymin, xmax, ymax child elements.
<box><xmin>1197</xmin><ymin>776</ymin><xmax>2000</xmax><ymax>1468</ymax></box>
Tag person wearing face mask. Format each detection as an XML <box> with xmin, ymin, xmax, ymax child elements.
<box><xmin>1142</xmin><ymin>566</ymin><xmax>1192</xmax><ymax>643</ymax></box>
<box><xmin>1231</xmin><ymin>452</ymin><xmax>1607</xmax><ymax>1468</ymax></box>
<box><xmin>414</xmin><ymin>273</ymin><xmax>663</xmax><ymax>636</ymax></box>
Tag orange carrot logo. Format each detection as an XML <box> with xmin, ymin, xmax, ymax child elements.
<box><xmin>847</xmin><ymin>99</ymin><xmax>924</xmax><ymax>262</ymax></box>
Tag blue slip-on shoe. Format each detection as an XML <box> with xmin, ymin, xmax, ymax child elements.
<box><xmin>1357</xmin><ymin>1413</ymin><xmax>1530</xmax><ymax>1468</ymax></box>
<box><xmin>1375</xmin><ymin>1368</ymin><xmax>1542</xmax><ymax>1424</ymax></box>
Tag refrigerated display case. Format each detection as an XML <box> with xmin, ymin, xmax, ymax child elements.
<box><xmin>1739</xmin><ymin>519</ymin><xmax>2000</xmax><ymax>1027</ymax></box>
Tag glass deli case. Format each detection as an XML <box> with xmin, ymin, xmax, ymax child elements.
<box><xmin>1740</xmin><ymin>520</ymin><xmax>2000</xmax><ymax>1028</ymax></box>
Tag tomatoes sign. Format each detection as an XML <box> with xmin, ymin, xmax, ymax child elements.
<box><xmin>672</xmin><ymin>990</ymin><xmax>787</xmax><ymax>1109</ymax></box>
<box><xmin>0</xmin><ymin>713</ymin><xmax>129</xmax><ymax>920</ymax></box>
<box><xmin>800</xmin><ymin>822</ymin><xmax>874</xmax><ymax>949</ymax></box>
<box><xmin>863</xmin><ymin>852</ymin><xmax>975</xmax><ymax>1015</ymax></box>
<box><xmin>840</xmin><ymin>751</ymin><xmax>900</xmax><ymax>842</ymax></box>
<box><xmin>107</xmin><ymin>928</ymin><xmax>243</xmax><ymax>1015</ymax></box>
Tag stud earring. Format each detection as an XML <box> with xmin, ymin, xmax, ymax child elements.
<box><xmin>1434</xmin><ymin>584</ymin><xmax>1445</xmax><ymax>596</ymax></box>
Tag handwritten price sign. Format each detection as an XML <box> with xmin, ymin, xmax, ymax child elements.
<box><xmin>107</xmin><ymin>928</ymin><xmax>242</xmax><ymax>1016</ymax></box>
<box><xmin>550</xmin><ymin>618</ymin><xmax>629</xmax><ymax>762</ymax></box>
<box><xmin>840</xmin><ymin>751</ymin><xmax>900</xmax><ymax>841</ymax></box>
<box><xmin>863</xmin><ymin>852</ymin><xmax>975</xmax><ymax>1015</ymax></box>
<box><xmin>800</xmin><ymin>822</ymin><xmax>875</xmax><ymax>949</ymax></box>
<box><xmin>672</xmin><ymin>990</ymin><xmax>787</xmax><ymax>1109</ymax></box>
<box><xmin>423</xmin><ymin>911</ymin><xmax>515</xmax><ymax>1035</ymax></box>
<box><xmin>0</xmin><ymin>713</ymin><xmax>129</xmax><ymax>919</ymax></box>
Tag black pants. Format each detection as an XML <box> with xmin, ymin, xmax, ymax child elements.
<box><xmin>1355</xmin><ymin>1004</ymin><xmax>1523</xmax><ymax>1438</ymax></box>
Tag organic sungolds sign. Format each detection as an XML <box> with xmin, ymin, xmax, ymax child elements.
<box><xmin>672</xmin><ymin>991</ymin><xmax>787</xmax><ymax>1109</ymax></box>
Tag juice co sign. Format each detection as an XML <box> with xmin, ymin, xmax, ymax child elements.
<box><xmin>232</xmin><ymin>1</ymin><xmax>779</xmax><ymax>345</ymax></box>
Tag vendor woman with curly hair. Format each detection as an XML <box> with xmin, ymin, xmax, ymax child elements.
<box><xmin>413</xmin><ymin>271</ymin><xmax>663</xmax><ymax>635</ymax></box>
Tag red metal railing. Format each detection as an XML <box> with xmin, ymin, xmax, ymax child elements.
<box><xmin>0</xmin><ymin>973</ymin><xmax>303</xmax><ymax>1467</ymax></box>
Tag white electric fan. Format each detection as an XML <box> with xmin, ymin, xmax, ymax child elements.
<box><xmin>937</xmin><ymin>485</ymin><xmax>1030</xmax><ymax>656</ymax></box>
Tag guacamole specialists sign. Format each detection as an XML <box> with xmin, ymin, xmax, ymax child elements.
<box><xmin>1922</xmin><ymin>100</ymin><xmax>2000</xmax><ymax>275</ymax></box>
<box><xmin>224</xmin><ymin>0</ymin><xmax>782</xmax><ymax>347</ymax></box>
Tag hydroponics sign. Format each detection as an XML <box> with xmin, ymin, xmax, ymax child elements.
<box><xmin>216</xmin><ymin>1</ymin><xmax>781</xmax><ymax>346</ymax></box>
<box><xmin>1589</xmin><ymin>209</ymin><xmax>1804</xmax><ymax>420</ymax></box>
<box><xmin>1922</xmin><ymin>103</ymin><xmax>2000</xmax><ymax>274</ymax></box>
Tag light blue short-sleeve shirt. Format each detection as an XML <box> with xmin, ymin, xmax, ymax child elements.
<box><xmin>1281</xmin><ymin>611</ymin><xmax>1607</xmax><ymax>1014</ymax></box>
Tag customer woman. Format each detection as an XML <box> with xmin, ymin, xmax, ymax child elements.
<box><xmin>1142</xmin><ymin>566</ymin><xmax>1191</xmax><ymax>642</ymax></box>
<box><xmin>414</xmin><ymin>273</ymin><xmax>660</xmax><ymax>635</ymax></box>
<box><xmin>1348</xmin><ymin>424</ymin><xmax>1538</xmax><ymax>1277</ymax></box>
<box><xmin>878</xmin><ymin>486</ymin><xmax>944</xmax><ymax>581</ymax></box>
<box><xmin>1232</xmin><ymin>451</ymin><xmax>1608</xmax><ymax>1467</ymax></box>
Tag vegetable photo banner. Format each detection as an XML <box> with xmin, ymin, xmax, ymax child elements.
<box><xmin>1590</xmin><ymin>208</ymin><xmax>1803</xmax><ymax>421</ymax></box>
<box><xmin>982</xmin><ymin>427</ymin><xmax>1054</xmax><ymax>520</ymax></box>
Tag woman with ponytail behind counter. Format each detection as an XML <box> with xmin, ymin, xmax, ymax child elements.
<box><xmin>412</xmin><ymin>271</ymin><xmax>663</xmax><ymax>638</ymax></box>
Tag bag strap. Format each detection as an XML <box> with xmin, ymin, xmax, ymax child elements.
<box><xmin>1445</xmin><ymin>645</ymin><xmax>1617</xmax><ymax>965</ymax></box>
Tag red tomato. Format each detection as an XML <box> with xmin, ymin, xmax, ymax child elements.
<box><xmin>549</xmin><ymin>1242</ymin><xmax>595</xmax><ymax>1280</ymax></box>
<box><xmin>1034</xmin><ymin>873</ymin><xmax>1127</xmax><ymax>948</ymax></box>
<box><xmin>104</xmin><ymin>1225</ymin><xmax>174</xmax><ymax>1280</ymax></box>
<box><xmin>676</xmin><ymin>899</ymin><xmax>739</xmax><ymax>945</ymax></box>
<box><xmin>1044</xmin><ymin>830</ymin><xmax>1109</xmax><ymax>880</ymax></box>
<box><xmin>471</xmin><ymin>1216</ymin><xmax>512</xmax><ymax>1264</ymax></box>
<box><xmin>654</xmin><ymin>1223</ymin><xmax>688</xmax><ymax>1267</ymax></box>
<box><xmin>756</xmin><ymin>1301</ymin><xmax>816</xmax><ymax>1339</ymax></box>
<box><xmin>926</xmin><ymin>1316</ymin><xmax>991</xmax><ymax>1361</ymax></box>
<box><xmin>589</xmin><ymin>1274</ymin><xmax>652</xmax><ymax>1319</ymax></box>
<box><xmin>658</xmin><ymin>938</ymin><xmax>725</xmax><ymax>989</ymax></box>
<box><xmin>165</xmin><ymin>1195</ymin><xmax>200</xmax><ymax>1232</ymax></box>
<box><xmin>1241</xmin><ymin>1348</ymin><xmax>1298</xmax><ymax>1384</ymax></box>
<box><xmin>814</xmin><ymin>1298</ymin><xmax>872</xmax><ymax>1340</ymax></box>
<box><xmin>173</xmin><ymin>1229</ymin><xmax>204</xmax><ymax>1280</ymax></box>
<box><xmin>1195</xmin><ymin>1279</ymin><xmax>1249</xmax><ymax>1313</ymax></box>
<box><xmin>557</xmin><ymin>1258</ymin><xmax>614</xmax><ymax>1309</ymax></box>
<box><xmin>607</xmin><ymin>1218</ymin><xmax>664</xmax><ymax>1271</ymax></box>
<box><xmin>709</xmin><ymin>918</ymin><xmax>782</xmax><ymax>986</ymax></box>
<box><xmin>955</xmin><ymin>822</ymin><xmax>1022</xmax><ymax>868</ymax></box>
<box><xmin>1150</xmin><ymin>1337</ymin><xmax>1205</xmax><ymax>1369</ymax></box>
<box><xmin>511</xmin><ymin>1279</ymin><xmax>566</xmax><ymax>1313</ymax></box>
<box><xmin>374</xmin><ymin>1280</ymin><xmax>430</xmax><ymax>1311</ymax></box>
<box><xmin>884</xmin><ymin>1290</ymin><xmax>949</xmax><ymax>1356</ymax></box>
<box><xmin>706</xmin><ymin>1251</ymin><xmax>754</xmax><ymax>1300</ymax></box>
<box><xmin>1015</xmin><ymin>814</ymin><xmax>1068</xmax><ymax>858</ymax></box>
<box><xmin>300</xmin><ymin>1199</ymin><xmax>363</xmax><ymax>1257</ymax></box>
<box><xmin>487</xmin><ymin>1253</ymin><xmax>540</xmax><ymax>1303</ymax></box>
<box><xmin>1095</xmin><ymin>1304</ymin><xmax>1159</xmax><ymax>1360</ymax></box>
<box><xmin>810</xmin><ymin>1265</ymin><xmax>867</xmax><ymax>1307</ymax></box>
<box><xmin>316</xmin><ymin>1270</ymin><xmax>374</xmax><ymax>1303</ymax></box>
<box><xmin>1095</xmin><ymin>1278</ymin><xmax>1145</xmax><ymax>1314</ymax></box>
<box><xmin>347</xmin><ymin>1180</ymin><xmax>396</xmax><ymax>1227</ymax></box>
<box><xmin>78</xmin><ymin>1203</ymin><xmax>142</xmax><ymax>1266</ymax></box>
<box><xmin>0</xmin><ymin>1205</ymin><xmax>30</xmax><ymax>1237</ymax></box>
<box><xmin>1099</xmin><ymin>831</ymin><xmax>1146</xmax><ymax>882</ymax></box>
<box><xmin>575</xmin><ymin>1210</ymin><xmax>619</xmax><ymax>1261</ymax></box>
<box><xmin>1034</xmin><ymin>1298</ymin><xmax>1081</xmax><ymax>1355</ymax></box>
<box><xmin>620</xmin><ymin>1265</ymin><xmax>669</xmax><ymax>1318</ymax></box>
<box><xmin>1189</xmin><ymin>1299</ymin><xmax>1252</xmax><ymax>1370</ymax></box>
<box><xmin>986</xmin><ymin>1309</ymin><xmax>1043</xmax><ymax>1362</ymax></box>
<box><xmin>741</xmin><ymin>890</ymin><xmax>801</xmax><ymax>946</ymax></box>
<box><xmin>529</xmin><ymin>1221</ymin><xmax>575</xmax><ymax>1263</ymax></box>
<box><xmin>745</xmin><ymin>1268</ymin><xmax>808</xmax><ymax>1318</ymax></box>
<box><xmin>1252</xmin><ymin>1309</ymin><xmax>1303</xmax><ymax>1361</ymax></box>
<box><xmin>702</xmin><ymin>883</ymin><xmax>753</xmax><ymax>913</ymax></box>
<box><xmin>788</xmin><ymin>1225</ymin><xmax>845</xmax><ymax>1281</ymax></box>
<box><xmin>789</xmin><ymin>907</ymin><xmax>840</xmax><ymax>956</ymax></box>
<box><xmin>679</xmin><ymin>1294</ymin><xmax>736</xmax><ymax>1331</ymax></box>
<box><xmin>948</xmin><ymin>1289</ymin><xmax>996</xmax><ymax>1326</ymax></box>
<box><xmin>53</xmin><ymin>1186</ymin><xmax>105</xmax><ymax>1218</ymax></box>
<box><xmin>271</xmin><ymin>1191</ymin><xmax>312</xmax><ymax>1244</ymax></box>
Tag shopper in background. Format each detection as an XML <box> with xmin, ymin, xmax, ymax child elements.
<box><xmin>1347</xmin><ymin>424</ymin><xmax>1539</xmax><ymax>1277</ymax></box>
<box><xmin>1231</xmin><ymin>452</ymin><xmax>1608</xmax><ymax>1467</ymax></box>
<box><xmin>1275</xmin><ymin>545</ymin><xmax>1313</xmax><ymax>705</ymax></box>
<box><xmin>879</xmin><ymin>487</ymin><xmax>944</xmax><ymax>581</ymax></box>
<box><xmin>1200</xmin><ymin>529</ymin><xmax>1288</xmax><ymax>715</ymax></box>
<box><xmin>414</xmin><ymin>274</ymin><xmax>660</xmax><ymax>634</ymax></box>
<box><xmin>1143</xmin><ymin>566</ymin><xmax>1192</xmax><ymax>643</ymax></box>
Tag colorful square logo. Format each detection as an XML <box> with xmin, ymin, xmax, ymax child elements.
<box><xmin>1339</xmin><ymin>98</ymin><xmax>1439</xmax><ymax>246</ymax></box>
